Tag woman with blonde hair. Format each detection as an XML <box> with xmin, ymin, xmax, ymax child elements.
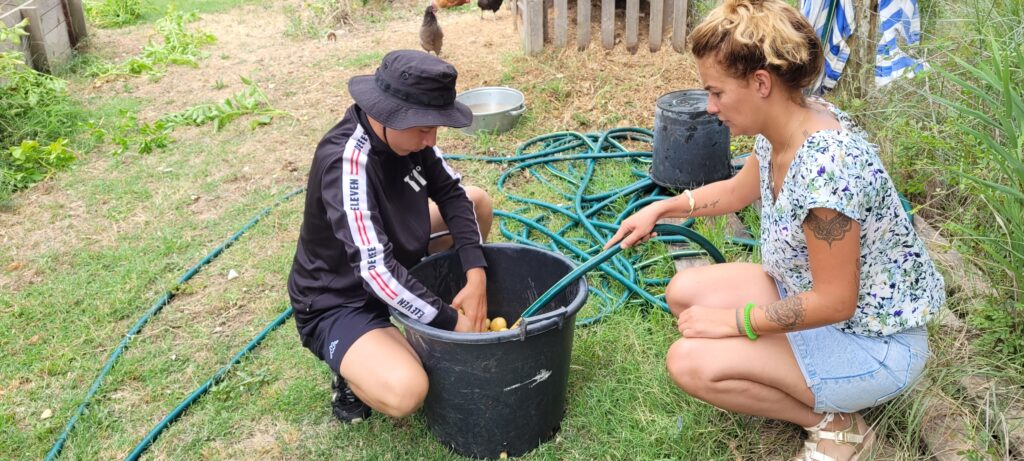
<box><xmin>606</xmin><ymin>0</ymin><xmax>944</xmax><ymax>459</ymax></box>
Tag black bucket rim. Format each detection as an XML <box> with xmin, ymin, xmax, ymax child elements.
<box><xmin>656</xmin><ymin>88</ymin><xmax>712</xmax><ymax>116</ymax></box>
<box><xmin>390</xmin><ymin>243</ymin><xmax>589</xmax><ymax>345</ymax></box>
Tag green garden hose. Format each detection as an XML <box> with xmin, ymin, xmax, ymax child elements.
<box><xmin>45</xmin><ymin>188</ymin><xmax>304</xmax><ymax>461</ymax></box>
<box><xmin>50</xmin><ymin>127</ymin><xmax>739</xmax><ymax>460</ymax></box>
<box><xmin>448</xmin><ymin>127</ymin><xmax>732</xmax><ymax>324</ymax></box>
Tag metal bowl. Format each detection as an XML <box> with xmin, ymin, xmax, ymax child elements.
<box><xmin>455</xmin><ymin>87</ymin><xmax>527</xmax><ymax>135</ymax></box>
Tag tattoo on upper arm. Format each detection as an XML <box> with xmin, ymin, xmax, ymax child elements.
<box><xmin>805</xmin><ymin>211</ymin><xmax>854</xmax><ymax>247</ymax></box>
<box><xmin>766</xmin><ymin>295</ymin><xmax>805</xmax><ymax>331</ymax></box>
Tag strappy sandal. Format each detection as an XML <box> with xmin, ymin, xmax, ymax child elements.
<box><xmin>791</xmin><ymin>413</ymin><xmax>877</xmax><ymax>461</ymax></box>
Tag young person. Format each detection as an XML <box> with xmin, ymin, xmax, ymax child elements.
<box><xmin>289</xmin><ymin>50</ymin><xmax>493</xmax><ymax>424</ymax></box>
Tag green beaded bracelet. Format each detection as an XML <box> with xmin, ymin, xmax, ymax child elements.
<box><xmin>743</xmin><ymin>302</ymin><xmax>759</xmax><ymax>341</ymax></box>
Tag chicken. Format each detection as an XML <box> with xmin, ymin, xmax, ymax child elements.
<box><xmin>420</xmin><ymin>4</ymin><xmax>443</xmax><ymax>56</ymax></box>
<box><xmin>477</xmin><ymin>0</ymin><xmax>504</xmax><ymax>19</ymax></box>
<box><xmin>432</xmin><ymin>0</ymin><xmax>471</xmax><ymax>9</ymax></box>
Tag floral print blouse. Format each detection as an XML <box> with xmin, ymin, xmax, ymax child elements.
<box><xmin>755</xmin><ymin>100</ymin><xmax>945</xmax><ymax>336</ymax></box>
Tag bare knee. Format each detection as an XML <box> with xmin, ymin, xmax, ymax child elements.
<box><xmin>665</xmin><ymin>270</ymin><xmax>700</xmax><ymax>316</ymax></box>
<box><xmin>373</xmin><ymin>368</ymin><xmax>428</xmax><ymax>418</ymax></box>
<box><xmin>666</xmin><ymin>338</ymin><xmax>714</xmax><ymax>397</ymax></box>
<box><xmin>464</xmin><ymin>185</ymin><xmax>493</xmax><ymax>241</ymax></box>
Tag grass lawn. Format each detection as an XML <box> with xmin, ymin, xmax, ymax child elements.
<box><xmin>0</xmin><ymin>0</ymin><xmax>1006</xmax><ymax>459</ymax></box>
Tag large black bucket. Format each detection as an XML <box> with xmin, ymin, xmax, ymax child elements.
<box><xmin>650</xmin><ymin>89</ymin><xmax>732</xmax><ymax>190</ymax></box>
<box><xmin>391</xmin><ymin>244</ymin><xmax>588</xmax><ymax>459</ymax></box>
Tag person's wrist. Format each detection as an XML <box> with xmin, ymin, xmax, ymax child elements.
<box><xmin>649</xmin><ymin>200</ymin><xmax>669</xmax><ymax>220</ymax></box>
<box><xmin>466</xmin><ymin>267</ymin><xmax>486</xmax><ymax>284</ymax></box>
<box><xmin>743</xmin><ymin>302</ymin><xmax>759</xmax><ymax>341</ymax></box>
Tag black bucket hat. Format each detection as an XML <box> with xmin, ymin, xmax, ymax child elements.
<box><xmin>348</xmin><ymin>50</ymin><xmax>472</xmax><ymax>130</ymax></box>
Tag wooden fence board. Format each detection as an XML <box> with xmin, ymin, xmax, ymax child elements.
<box><xmin>554</xmin><ymin>0</ymin><xmax>566</xmax><ymax>48</ymax></box>
<box><xmin>39</xmin><ymin>0</ymin><xmax>65</xmax><ymax>35</ymax></box>
<box><xmin>41</xmin><ymin>12</ymin><xmax>70</xmax><ymax>62</ymax></box>
<box><xmin>65</xmin><ymin>0</ymin><xmax>85</xmax><ymax>46</ymax></box>
<box><xmin>649</xmin><ymin>0</ymin><xmax>663</xmax><ymax>52</ymax></box>
<box><xmin>671</xmin><ymin>0</ymin><xmax>687</xmax><ymax>52</ymax></box>
<box><xmin>575</xmin><ymin>0</ymin><xmax>590</xmax><ymax>50</ymax></box>
<box><xmin>625</xmin><ymin>0</ymin><xmax>638</xmax><ymax>53</ymax></box>
<box><xmin>520</xmin><ymin>0</ymin><xmax>691</xmax><ymax>54</ymax></box>
<box><xmin>600</xmin><ymin>0</ymin><xmax>614</xmax><ymax>50</ymax></box>
<box><xmin>523</xmin><ymin>0</ymin><xmax>544</xmax><ymax>54</ymax></box>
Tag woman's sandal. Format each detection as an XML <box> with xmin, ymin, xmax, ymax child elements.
<box><xmin>791</xmin><ymin>412</ymin><xmax>877</xmax><ymax>461</ymax></box>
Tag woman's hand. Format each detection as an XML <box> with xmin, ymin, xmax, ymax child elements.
<box><xmin>604</xmin><ymin>203</ymin><xmax>662</xmax><ymax>250</ymax></box>
<box><xmin>452</xmin><ymin>267</ymin><xmax>488</xmax><ymax>332</ymax></box>
<box><xmin>676</xmin><ymin>305</ymin><xmax>741</xmax><ymax>339</ymax></box>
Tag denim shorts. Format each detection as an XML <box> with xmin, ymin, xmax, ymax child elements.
<box><xmin>776</xmin><ymin>281</ymin><xmax>930</xmax><ymax>413</ymax></box>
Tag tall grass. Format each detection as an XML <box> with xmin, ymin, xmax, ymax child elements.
<box><xmin>930</xmin><ymin>0</ymin><xmax>1024</xmax><ymax>360</ymax></box>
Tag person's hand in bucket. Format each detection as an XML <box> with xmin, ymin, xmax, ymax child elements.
<box><xmin>452</xmin><ymin>267</ymin><xmax>488</xmax><ymax>332</ymax></box>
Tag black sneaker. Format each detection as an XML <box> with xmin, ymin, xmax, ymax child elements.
<box><xmin>331</xmin><ymin>373</ymin><xmax>371</xmax><ymax>423</ymax></box>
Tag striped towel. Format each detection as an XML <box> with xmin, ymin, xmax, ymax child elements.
<box><xmin>800</xmin><ymin>0</ymin><xmax>927</xmax><ymax>92</ymax></box>
<box><xmin>801</xmin><ymin>0</ymin><xmax>855</xmax><ymax>93</ymax></box>
<box><xmin>875</xmin><ymin>0</ymin><xmax>929</xmax><ymax>87</ymax></box>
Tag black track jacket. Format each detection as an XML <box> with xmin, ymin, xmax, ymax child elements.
<box><xmin>288</xmin><ymin>105</ymin><xmax>486</xmax><ymax>331</ymax></box>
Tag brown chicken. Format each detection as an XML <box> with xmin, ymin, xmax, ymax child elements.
<box><xmin>420</xmin><ymin>4</ymin><xmax>443</xmax><ymax>56</ymax></box>
<box><xmin>432</xmin><ymin>0</ymin><xmax>471</xmax><ymax>9</ymax></box>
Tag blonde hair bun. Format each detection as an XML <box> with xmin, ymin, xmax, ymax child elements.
<box><xmin>689</xmin><ymin>0</ymin><xmax>823</xmax><ymax>91</ymax></box>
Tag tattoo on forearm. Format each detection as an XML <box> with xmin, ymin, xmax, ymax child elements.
<box><xmin>806</xmin><ymin>211</ymin><xmax>854</xmax><ymax>247</ymax></box>
<box><xmin>689</xmin><ymin>198</ymin><xmax>720</xmax><ymax>216</ymax></box>
<box><xmin>766</xmin><ymin>295</ymin><xmax>806</xmax><ymax>331</ymax></box>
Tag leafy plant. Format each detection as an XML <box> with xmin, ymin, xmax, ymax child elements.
<box><xmin>968</xmin><ymin>300</ymin><xmax>1024</xmax><ymax>358</ymax></box>
<box><xmin>89</xmin><ymin>9</ymin><xmax>215</xmax><ymax>79</ymax></box>
<box><xmin>1</xmin><ymin>139</ymin><xmax>76</xmax><ymax>196</ymax></box>
<box><xmin>91</xmin><ymin>78</ymin><xmax>289</xmax><ymax>156</ymax></box>
<box><xmin>84</xmin><ymin>0</ymin><xmax>143</xmax><ymax>28</ymax></box>
<box><xmin>1</xmin><ymin>20</ymin><xmax>82</xmax><ymax>147</ymax></box>
<box><xmin>1</xmin><ymin>20</ymin><xmax>82</xmax><ymax>198</ymax></box>
<box><xmin>155</xmin><ymin>76</ymin><xmax>289</xmax><ymax>132</ymax></box>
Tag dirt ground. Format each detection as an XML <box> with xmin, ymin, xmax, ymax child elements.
<box><xmin>0</xmin><ymin>2</ymin><xmax>820</xmax><ymax>459</ymax></box>
<box><xmin>1</xmin><ymin>0</ymin><xmax>700</xmax><ymax>281</ymax></box>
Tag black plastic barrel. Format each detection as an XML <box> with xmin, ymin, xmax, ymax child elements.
<box><xmin>390</xmin><ymin>244</ymin><xmax>588</xmax><ymax>459</ymax></box>
<box><xmin>650</xmin><ymin>89</ymin><xmax>732</xmax><ymax>190</ymax></box>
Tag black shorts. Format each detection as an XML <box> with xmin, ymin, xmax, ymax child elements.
<box><xmin>296</xmin><ymin>299</ymin><xmax>394</xmax><ymax>373</ymax></box>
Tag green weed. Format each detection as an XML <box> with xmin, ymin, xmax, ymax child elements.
<box><xmin>1</xmin><ymin>139</ymin><xmax>76</xmax><ymax>196</ymax></box>
<box><xmin>88</xmin><ymin>77</ymin><xmax>288</xmax><ymax>156</ymax></box>
<box><xmin>0</xmin><ymin>20</ymin><xmax>83</xmax><ymax>199</ymax></box>
<box><xmin>89</xmin><ymin>9</ymin><xmax>216</xmax><ymax>79</ymax></box>
<box><xmin>156</xmin><ymin>76</ymin><xmax>290</xmax><ymax>132</ymax></box>
<box><xmin>84</xmin><ymin>0</ymin><xmax>143</xmax><ymax>28</ymax></box>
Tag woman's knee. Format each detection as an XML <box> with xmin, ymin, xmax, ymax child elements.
<box><xmin>665</xmin><ymin>270</ymin><xmax>700</xmax><ymax>316</ymax></box>
<box><xmin>666</xmin><ymin>338</ymin><xmax>714</xmax><ymax>396</ymax></box>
